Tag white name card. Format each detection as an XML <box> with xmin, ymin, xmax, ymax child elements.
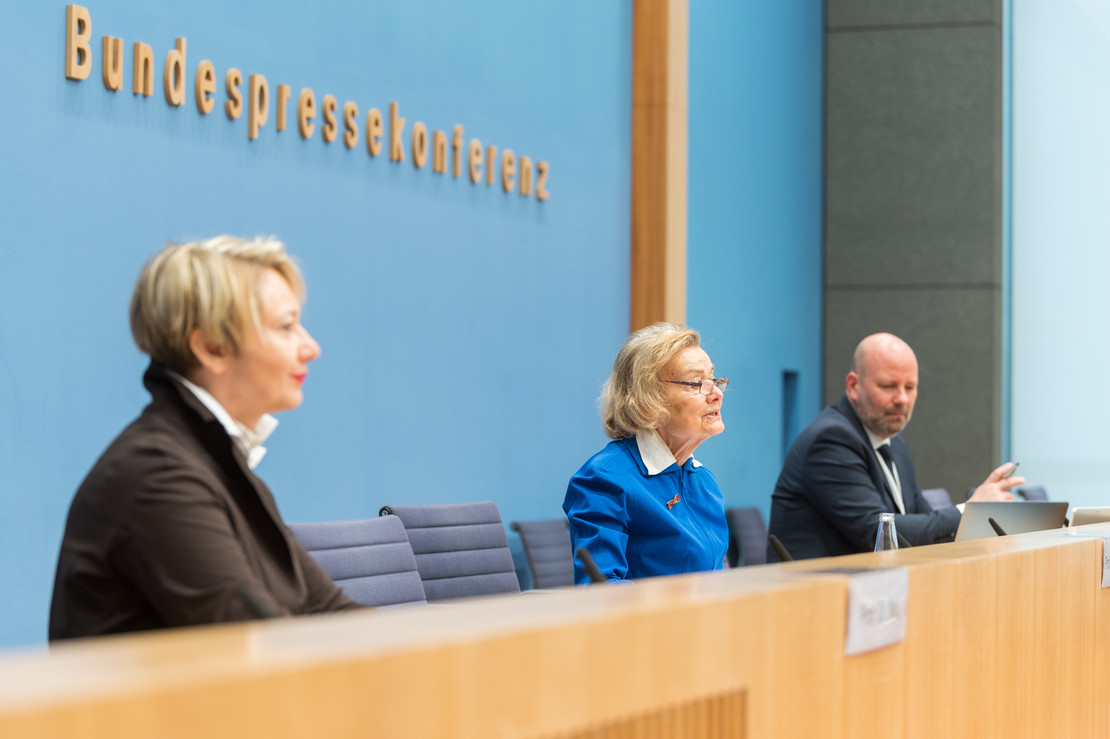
<box><xmin>1103</xmin><ymin>538</ymin><xmax>1110</xmax><ymax>589</ymax></box>
<box><xmin>845</xmin><ymin>567</ymin><xmax>909</xmax><ymax>656</ymax></box>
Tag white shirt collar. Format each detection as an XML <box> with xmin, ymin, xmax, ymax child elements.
<box><xmin>167</xmin><ymin>371</ymin><xmax>278</xmax><ymax>470</ymax></box>
<box><xmin>864</xmin><ymin>427</ymin><xmax>891</xmax><ymax>451</ymax></box>
<box><xmin>635</xmin><ymin>429</ymin><xmax>702</xmax><ymax>476</ymax></box>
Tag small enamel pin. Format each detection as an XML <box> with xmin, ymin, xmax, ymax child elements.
<box><xmin>666</xmin><ymin>494</ymin><xmax>681</xmax><ymax>510</ymax></box>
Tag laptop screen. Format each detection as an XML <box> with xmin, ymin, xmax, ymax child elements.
<box><xmin>1069</xmin><ymin>507</ymin><xmax>1110</xmax><ymax>527</ymax></box>
<box><xmin>954</xmin><ymin>501</ymin><xmax>1069</xmax><ymax>541</ymax></box>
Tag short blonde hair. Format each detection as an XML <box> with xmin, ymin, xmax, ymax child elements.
<box><xmin>600</xmin><ymin>322</ymin><xmax>701</xmax><ymax>439</ymax></box>
<box><xmin>129</xmin><ymin>236</ymin><xmax>305</xmax><ymax>375</ymax></box>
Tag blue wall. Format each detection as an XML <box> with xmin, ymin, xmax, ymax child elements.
<box><xmin>0</xmin><ymin>1</ymin><xmax>824</xmax><ymax>648</ymax></box>
<box><xmin>0</xmin><ymin>1</ymin><xmax>632</xmax><ymax>648</ymax></box>
<box><xmin>688</xmin><ymin>1</ymin><xmax>825</xmax><ymax>515</ymax></box>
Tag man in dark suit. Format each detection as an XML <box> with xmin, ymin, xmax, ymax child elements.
<box><xmin>768</xmin><ymin>333</ymin><xmax>1022</xmax><ymax>560</ymax></box>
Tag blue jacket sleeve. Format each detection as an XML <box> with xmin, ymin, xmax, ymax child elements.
<box><xmin>563</xmin><ymin>465</ymin><xmax>632</xmax><ymax>584</ymax></box>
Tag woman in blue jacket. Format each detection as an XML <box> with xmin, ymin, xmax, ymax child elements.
<box><xmin>563</xmin><ymin>323</ymin><xmax>729</xmax><ymax>583</ymax></box>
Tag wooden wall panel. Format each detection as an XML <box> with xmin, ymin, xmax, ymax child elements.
<box><xmin>631</xmin><ymin>0</ymin><xmax>687</xmax><ymax>330</ymax></box>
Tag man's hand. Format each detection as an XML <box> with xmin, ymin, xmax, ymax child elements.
<box><xmin>968</xmin><ymin>463</ymin><xmax>1025</xmax><ymax>502</ymax></box>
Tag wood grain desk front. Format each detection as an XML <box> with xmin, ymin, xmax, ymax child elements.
<box><xmin>1</xmin><ymin>523</ymin><xmax>1108</xmax><ymax>738</ymax></box>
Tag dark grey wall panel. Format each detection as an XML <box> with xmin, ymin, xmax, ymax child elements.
<box><xmin>826</xmin><ymin>27</ymin><xmax>1001</xmax><ymax>287</ymax></box>
<box><xmin>828</xmin><ymin>0</ymin><xmax>1000</xmax><ymax>28</ymax></box>
<box><xmin>823</xmin><ymin>0</ymin><xmax>1005</xmax><ymax>501</ymax></box>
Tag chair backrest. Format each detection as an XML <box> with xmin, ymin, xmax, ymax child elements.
<box><xmin>1018</xmin><ymin>485</ymin><xmax>1048</xmax><ymax>501</ymax></box>
<box><xmin>921</xmin><ymin>487</ymin><xmax>953</xmax><ymax>510</ymax></box>
<box><xmin>287</xmin><ymin>516</ymin><xmax>427</xmax><ymax>608</ymax></box>
<box><xmin>378</xmin><ymin>501</ymin><xmax>521</xmax><ymax>601</ymax></box>
<box><xmin>725</xmin><ymin>507</ymin><xmax>768</xmax><ymax>567</ymax></box>
<box><xmin>510</xmin><ymin>518</ymin><xmax>574</xmax><ymax>589</ymax></box>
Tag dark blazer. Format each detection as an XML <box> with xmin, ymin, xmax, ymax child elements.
<box><xmin>767</xmin><ymin>395</ymin><xmax>960</xmax><ymax>560</ymax></box>
<box><xmin>49</xmin><ymin>362</ymin><xmax>361</xmax><ymax>640</ymax></box>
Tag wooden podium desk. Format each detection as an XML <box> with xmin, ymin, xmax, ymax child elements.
<box><xmin>1</xmin><ymin>524</ymin><xmax>1108</xmax><ymax>738</ymax></box>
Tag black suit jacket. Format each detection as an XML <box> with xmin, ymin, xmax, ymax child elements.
<box><xmin>49</xmin><ymin>362</ymin><xmax>361</xmax><ymax>640</ymax></box>
<box><xmin>767</xmin><ymin>396</ymin><xmax>960</xmax><ymax>560</ymax></box>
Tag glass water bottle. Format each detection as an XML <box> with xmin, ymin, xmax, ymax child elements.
<box><xmin>874</xmin><ymin>512</ymin><xmax>899</xmax><ymax>552</ymax></box>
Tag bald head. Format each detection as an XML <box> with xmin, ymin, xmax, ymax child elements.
<box><xmin>851</xmin><ymin>333</ymin><xmax>917</xmax><ymax>378</ymax></box>
<box><xmin>846</xmin><ymin>333</ymin><xmax>918</xmax><ymax>438</ymax></box>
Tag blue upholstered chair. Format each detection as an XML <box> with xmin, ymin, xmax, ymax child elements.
<box><xmin>921</xmin><ymin>488</ymin><xmax>953</xmax><ymax>510</ymax></box>
<box><xmin>725</xmin><ymin>507</ymin><xmax>768</xmax><ymax>567</ymax></box>
<box><xmin>510</xmin><ymin>518</ymin><xmax>574</xmax><ymax>589</ymax></box>
<box><xmin>287</xmin><ymin>515</ymin><xmax>427</xmax><ymax>608</ymax></box>
<box><xmin>1017</xmin><ymin>485</ymin><xmax>1048</xmax><ymax>501</ymax></box>
<box><xmin>378</xmin><ymin>501</ymin><xmax>521</xmax><ymax>601</ymax></box>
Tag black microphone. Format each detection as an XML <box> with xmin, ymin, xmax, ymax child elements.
<box><xmin>767</xmin><ymin>534</ymin><xmax>794</xmax><ymax>562</ymax></box>
<box><xmin>574</xmin><ymin>547</ymin><xmax>608</xmax><ymax>584</ymax></box>
<box><xmin>988</xmin><ymin>517</ymin><xmax>1008</xmax><ymax>537</ymax></box>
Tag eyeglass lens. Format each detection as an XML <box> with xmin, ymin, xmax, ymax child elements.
<box><xmin>700</xmin><ymin>378</ymin><xmax>728</xmax><ymax>394</ymax></box>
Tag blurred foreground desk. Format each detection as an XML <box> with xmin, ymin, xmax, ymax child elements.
<box><xmin>2</xmin><ymin>525</ymin><xmax>1108</xmax><ymax>738</ymax></box>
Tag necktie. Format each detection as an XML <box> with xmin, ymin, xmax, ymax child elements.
<box><xmin>876</xmin><ymin>443</ymin><xmax>905</xmax><ymax>513</ymax></box>
<box><xmin>876</xmin><ymin>443</ymin><xmax>895</xmax><ymax>472</ymax></box>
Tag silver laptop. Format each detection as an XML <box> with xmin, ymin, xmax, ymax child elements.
<box><xmin>954</xmin><ymin>501</ymin><xmax>1069</xmax><ymax>541</ymax></box>
<box><xmin>1069</xmin><ymin>506</ymin><xmax>1110</xmax><ymax>527</ymax></box>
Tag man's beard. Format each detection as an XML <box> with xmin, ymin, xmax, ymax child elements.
<box><xmin>860</xmin><ymin>403</ymin><xmax>912</xmax><ymax>437</ymax></box>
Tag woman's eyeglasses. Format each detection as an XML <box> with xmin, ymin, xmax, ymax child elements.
<box><xmin>663</xmin><ymin>378</ymin><xmax>729</xmax><ymax>395</ymax></box>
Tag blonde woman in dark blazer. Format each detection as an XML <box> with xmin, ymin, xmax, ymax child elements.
<box><xmin>50</xmin><ymin>236</ymin><xmax>362</xmax><ymax>640</ymax></box>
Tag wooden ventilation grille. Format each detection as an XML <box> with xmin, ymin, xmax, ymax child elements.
<box><xmin>537</xmin><ymin>686</ymin><xmax>747</xmax><ymax>739</ymax></box>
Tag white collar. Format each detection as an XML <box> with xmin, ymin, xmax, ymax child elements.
<box><xmin>168</xmin><ymin>371</ymin><xmax>278</xmax><ymax>470</ymax></box>
<box><xmin>635</xmin><ymin>429</ymin><xmax>702</xmax><ymax>476</ymax></box>
<box><xmin>864</xmin><ymin>426</ymin><xmax>893</xmax><ymax>452</ymax></box>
